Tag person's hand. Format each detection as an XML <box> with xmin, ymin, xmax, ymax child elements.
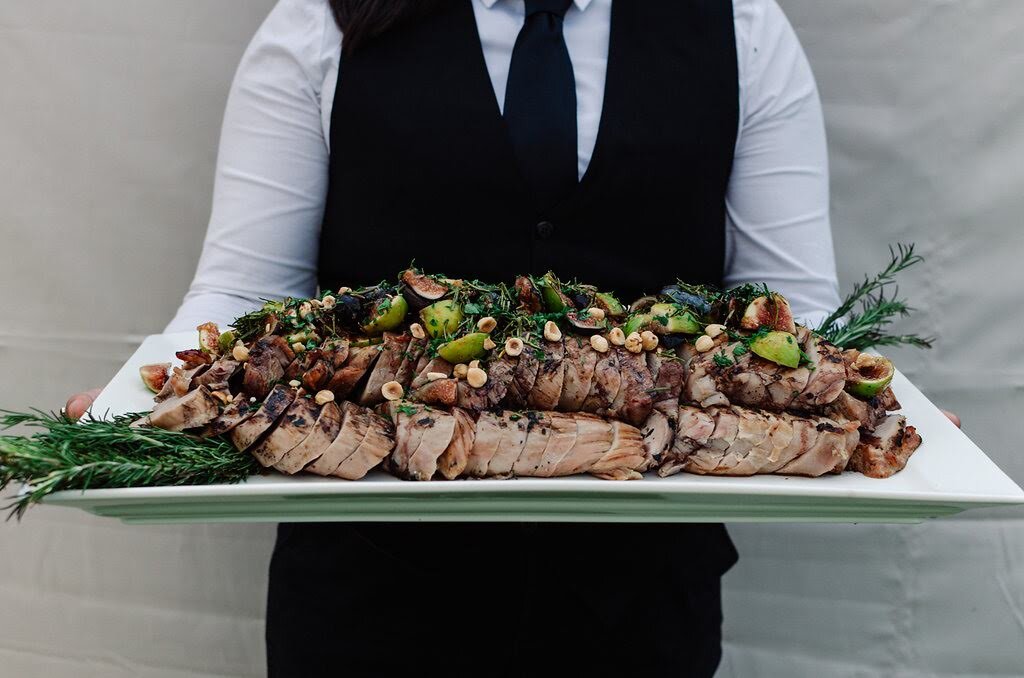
<box><xmin>941</xmin><ymin>410</ymin><xmax>961</xmax><ymax>428</ymax></box>
<box><xmin>64</xmin><ymin>388</ymin><xmax>103</xmax><ymax>421</ymax></box>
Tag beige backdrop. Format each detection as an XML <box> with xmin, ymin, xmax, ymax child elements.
<box><xmin>2</xmin><ymin>1</ymin><xmax>1022</xmax><ymax>676</ymax></box>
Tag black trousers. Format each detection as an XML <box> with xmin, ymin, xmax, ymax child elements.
<box><xmin>266</xmin><ymin>522</ymin><xmax>736</xmax><ymax>678</ymax></box>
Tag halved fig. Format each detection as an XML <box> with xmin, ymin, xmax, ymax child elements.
<box><xmin>593</xmin><ymin>292</ymin><xmax>626</xmax><ymax>318</ymax></box>
<box><xmin>438</xmin><ymin>332</ymin><xmax>489</xmax><ymax>363</ymax></box>
<box><xmin>515</xmin><ymin>276</ymin><xmax>543</xmax><ymax>313</ymax></box>
<box><xmin>629</xmin><ymin>296</ymin><xmax>659</xmax><ymax>314</ymax></box>
<box><xmin>401</xmin><ymin>269</ymin><xmax>449</xmax><ymax>309</ymax></box>
<box><xmin>361</xmin><ymin>295</ymin><xmax>409</xmax><ymax>335</ymax></box>
<box><xmin>566</xmin><ymin>311</ymin><xmax>607</xmax><ymax>334</ymax></box>
<box><xmin>540</xmin><ymin>272</ymin><xmax>573</xmax><ymax>313</ymax></box>
<box><xmin>749</xmin><ymin>330</ymin><xmax>800</xmax><ymax>368</ymax></box>
<box><xmin>739</xmin><ymin>294</ymin><xmax>796</xmax><ymax>333</ymax></box>
<box><xmin>140</xmin><ymin>363</ymin><xmax>171</xmax><ymax>393</ymax></box>
<box><xmin>649</xmin><ymin>303</ymin><xmax>703</xmax><ymax>335</ymax></box>
<box><xmin>846</xmin><ymin>353</ymin><xmax>895</xmax><ymax>398</ymax></box>
<box><xmin>198</xmin><ymin>322</ymin><xmax>221</xmax><ymax>354</ymax></box>
<box><xmin>420</xmin><ymin>299</ymin><xmax>464</xmax><ymax>338</ymax></box>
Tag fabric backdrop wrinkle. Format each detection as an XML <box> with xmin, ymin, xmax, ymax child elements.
<box><xmin>1</xmin><ymin>1</ymin><xmax>1023</xmax><ymax>676</ymax></box>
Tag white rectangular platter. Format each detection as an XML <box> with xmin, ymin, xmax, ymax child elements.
<box><xmin>43</xmin><ymin>333</ymin><xmax>1024</xmax><ymax>524</ymax></box>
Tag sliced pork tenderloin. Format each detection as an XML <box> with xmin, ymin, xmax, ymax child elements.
<box><xmin>847</xmin><ymin>415</ymin><xmax>922</xmax><ymax>478</ymax></box>
<box><xmin>359</xmin><ymin>332</ymin><xmax>410</xmax><ymax>406</ymax></box>
<box><xmin>327</xmin><ymin>345</ymin><xmax>381</xmax><ymax>399</ymax></box>
<box><xmin>275</xmin><ymin>401</ymin><xmax>342</xmax><ymax>474</ymax></box>
<box><xmin>559</xmin><ymin>336</ymin><xmax>598</xmax><ymax>411</ymax></box>
<box><xmin>249</xmin><ymin>397</ymin><xmax>320</xmax><ymax>467</ymax></box>
<box><xmin>437</xmin><ymin>407</ymin><xmax>477</xmax><ymax>480</ymax></box>
<box><xmin>230</xmin><ymin>384</ymin><xmax>296</xmax><ymax>451</ymax></box>
<box><xmin>145</xmin><ymin>385</ymin><xmax>220</xmax><ymax>432</ymax></box>
<box><xmin>306</xmin><ymin>402</ymin><xmax>369</xmax><ymax>476</ymax></box>
<box><xmin>528</xmin><ymin>339</ymin><xmax>565</xmax><ymax>411</ymax></box>
<box><xmin>333</xmin><ymin>410</ymin><xmax>396</xmax><ymax>480</ymax></box>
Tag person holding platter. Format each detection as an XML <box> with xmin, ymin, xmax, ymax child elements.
<box><xmin>64</xmin><ymin>0</ymin><xmax>959</xmax><ymax>675</ymax></box>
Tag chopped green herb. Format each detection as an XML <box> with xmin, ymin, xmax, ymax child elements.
<box><xmin>713</xmin><ymin>353</ymin><xmax>733</xmax><ymax>368</ymax></box>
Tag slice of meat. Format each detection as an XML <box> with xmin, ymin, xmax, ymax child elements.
<box><xmin>404</xmin><ymin>408</ymin><xmax>458</xmax><ymax>481</ymax></box>
<box><xmin>505</xmin><ymin>336</ymin><xmax>540</xmax><ymax>408</ymax></box>
<box><xmin>334</xmin><ymin>410</ymin><xmax>396</xmax><ymax>480</ymax></box>
<box><xmin>301</xmin><ymin>354</ymin><xmax>334</xmax><ymax>392</ymax></box>
<box><xmin>683</xmin><ymin>408</ymin><xmax>739</xmax><ymax>475</ymax></box>
<box><xmin>640</xmin><ymin>409</ymin><xmax>674</xmax><ymax>464</ymax></box>
<box><xmin>464</xmin><ymin>411</ymin><xmax>503</xmax><ymax>477</ymax></box>
<box><xmin>327</xmin><ymin>345</ymin><xmax>382</xmax><ymax>399</ymax></box>
<box><xmin>275</xmin><ymin>401</ymin><xmax>342</xmax><ymax>474</ymax></box>
<box><xmin>284</xmin><ymin>349</ymin><xmax>320</xmax><ymax>382</ymax></box>
<box><xmin>582</xmin><ymin>347</ymin><xmax>621</xmax><ymax>414</ymax></box>
<box><xmin>243</xmin><ymin>335</ymin><xmax>296</xmax><ymax>399</ymax></box>
<box><xmin>761</xmin><ymin>360</ymin><xmax>811</xmax><ymax>411</ymax></box>
<box><xmin>394</xmin><ymin>336</ymin><xmax>428</xmax><ymax>389</ymax></box>
<box><xmin>201</xmin><ymin>393</ymin><xmax>259</xmax><ymax>437</ymax></box>
<box><xmin>589</xmin><ymin>421</ymin><xmax>649</xmax><ymax>480</ymax></box>
<box><xmin>530</xmin><ymin>413</ymin><xmax>578</xmax><ymax>477</ymax></box>
<box><xmin>775</xmin><ymin>416</ymin><xmax>859</xmax><ymax>477</ymax></box>
<box><xmin>793</xmin><ymin>329</ymin><xmax>847</xmax><ymax>409</ymax></box>
<box><xmin>359</xmin><ymin>332</ymin><xmax>410</xmax><ymax>406</ymax></box>
<box><xmin>192</xmin><ymin>358</ymin><xmax>241</xmax><ymax>392</ymax></box>
<box><xmin>413</xmin><ymin>378</ymin><xmax>459</xmax><ymax>407</ymax></box>
<box><xmin>155</xmin><ymin>364</ymin><xmax>210</xmax><ymax>402</ymax></box>
<box><xmin>646</xmin><ymin>350</ymin><xmax>686</xmax><ymax>403</ymax></box>
<box><xmin>146</xmin><ymin>386</ymin><xmax>220</xmax><ymax>432</ymax></box>
<box><xmin>551</xmin><ymin>413</ymin><xmax>613</xmax><ymax>476</ymax></box>
<box><xmin>249</xmin><ymin>397</ymin><xmax>320</xmax><ymax>467</ymax></box>
<box><xmin>457</xmin><ymin>354</ymin><xmax>515</xmax><ymax>410</ymax></box>
<box><xmin>608</xmin><ymin>347</ymin><xmax>654</xmax><ymax>426</ymax></box>
<box><xmin>714</xmin><ymin>407</ymin><xmax>773</xmax><ymax>476</ymax></box>
<box><xmin>826</xmin><ymin>390</ymin><xmax>890</xmax><ymax>431</ymax></box>
<box><xmin>411</xmin><ymin>356</ymin><xmax>453</xmax><ymax>390</ymax></box>
<box><xmin>437</xmin><ymin>408</ymin><xmax>477</xmax><ymax>480</ymax></box>
<box><xmin>485</xmin><ymin>411</ymin><xmax>530</xmax><ymax>477</ymax></box>
<box><xmin>847</xmin><ymin>414</ymin><xmax>922</xmax><ymax>478</ymax></box>
<box><xmin>761</xmin><ymin>415</ymin><xmax>818</xmax><ymax>473</ymax></box>
<box><xmin>528</xmin><ymin>339</ymin><xmax>565</xmax><ymax>411</ymax></box>
<box><xmin>559</xmin><ymin>336</ymin><xmax>598</xmax><ymax>411</ymax></box>
<box><xmin>230</xmin><ymin>384</ymin><xmax>296</xmax><ymax>451</ymax></box>
<box><xmin>306</xmin><ymin>402</ymin><xmax>369</xmax><ymax>476</ymax></box>
<box><xmin>512</xmin><ymin>412</ymin><xmax>554</xmax><ymax>476</ymax></box>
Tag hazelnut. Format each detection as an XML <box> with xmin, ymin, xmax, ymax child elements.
<box><xmin>469</xmin><ymin>359</ymin><xmax>480</xmax><ymax>370</ymax></box>
<box><xmin>695</xmin><ymin>335</ymin><xmax>715</xmax><ymax>352</ymax></box>
<box><xmin>453</xmin><ymin>363</ymin><xmax>469</xmax><ymax>379</ymax></box>
<box><xmin>232</xmin><ymin>344</ymin><xmax>250</xmax><ymax>362</ymax></box>
<box><xmin>625</xmin><ymin>332</ymin><xmax>644</xmax><ymax>354</ymax></box>
<box><xmin>292</xmin><ymin>342</ymin><xmax>305</xmax><ymax>354</ymax></box>
<box><xmin>299</xmin><ymin>302</ymin><xmax>313</xmax><ymax>319</ymax></box>
<box><xmin>608</xmin><ymin>327</ymin><xmax>626</xmax><ymax>346</ymax></box>
<box><xmin>640</xmin><ymin>330</ymin><xmax>659</xmax><ymax>351</ymax></box>
<box><xmin>590</xmin><ymin>334</ymin><xmax>610</xmax><ymax>353</ymax></box>
<box><xmin>504</xmin><ymin>337</ymin><xmax>524</xmax><ymax>356</ymax></box>
<box><xmin>705</xmin><ymin>324</ymin><xmax>727</xmax><ymax>338</ymax></box>
<box><xmin>409</xmin><ymin>322</ymin><xmax>426</xmax><ymax>339</ymax></box>
<box><xmin>288</xmin><ymin>379</ymin><xmax>301</xmax><ymax>388</ymax></box>
<box><xmin>426</xmin><ymin>371</ymin><xmax>447</xmax><ymax>382</ymax></box>
<box><xmin>467</xmin><ymin>367</ymin><xmax>488</xmax><ymax>388</ymax></box>
<box><xmin>337</xmin><ymin>286</ymin><xmax>351</xmax><ymax>295</ymax></box>
<box><xmin>314</xmin><ymin>390</ymin><xmax>335</xmax><ymax>405</ymax></box>
<box><xmin>483</xmin><ymin>336</ymin><xmax>497</xmax><ymax>350</ymax></box>
<box><xmin>321</xmin><ymin>295</ymin><xmax>336</xmax><ymax>310</ymax></box>
<box><xmin>381</xmin><ymin>381</ymin><xmax>404</xmax><ymax>401</ymax></box>
<box><xmin>543</xmin><ymin>320</ymin><xmax>562</xmax><ymax>342</ymax></box>
<box><xmin>477</xmin><ymin>316</ymin><xmax>497</xmax><ymax>333</ymax></box>
<box><xmin>586</xmin><ymin>307</ymin><xmax>606</xmax><ymax>321</ymax></box>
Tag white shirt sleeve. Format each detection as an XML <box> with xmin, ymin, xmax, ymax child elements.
<box><xmin>725</xmin><ymin>0</ymin><xmax>841</xmax><ymax>328</ymax></box>
<box><xmin>164</xmin><ymin>0</ymin><xmax>335</xmax><ymax>332</ymax></box>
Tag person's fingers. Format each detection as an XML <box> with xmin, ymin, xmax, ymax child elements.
<box><xmin>941</xmin><ymin>409</ymin><xmax>961</xmax><ymax>428</ymax></box>
<box><xmin>65</xmin><ymin>388</ymin><xmax>103</xmax><ymax>421</ymax></box>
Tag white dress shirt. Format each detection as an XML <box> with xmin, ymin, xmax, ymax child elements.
<box><xmin>167</xmin><ymin>0</ymin><xmax>840</xmax><ymax>333</ymax></box>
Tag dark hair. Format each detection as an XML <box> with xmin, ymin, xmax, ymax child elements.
<box><xmin>329</xmin><ymin>0</ymin><xmax>446</xmax><ymax>55</ymax></box>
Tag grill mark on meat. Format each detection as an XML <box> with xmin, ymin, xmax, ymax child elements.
<box><xmin>201</xmin><ymin>393</ymin><xmax>258</xmax><ymax>437</ymax></box>
<box><xmin>512</xmin><ymin>411</ymin><xmax>552</xmax><ymax>476</ymax></box>
<box><xmin>275</xmin><ymin>401</ymin><xmax>342</xmax><ymax>474</ymax></box>
<box><xmin>608</xmin><ymin>347</ymin><xmax>654</xmax><ymax>426</ymax></box>
<box><xmin>646</xmin><ymin>351</ymin><xmax>686</xmax><ymax>403</ymax></box>
<box><xmin>230</xmin><ymin>384</ymin><xmax>295</xmax><ymax>451</ymax></box>
<box><xmin>394</xmin><ymin>336</ymin><xmax>428</xmax><ymax>389</ymax></box>
<box><xmin>505</xmin><ymin>335</ymin><xmax>540</xmax><ymax>408</ymax></box>
<box><xmin>249</xmin><ymin>397</ymin><xmax>320</xmax><ymax>467</ymax></box>
<box><xmin>640</xmin><ymin>409</ymin><xmax>673</xmax><ymax>464</ymax></box>
<box><xmin>775</xmin><ymin>414</ymin><xmax>859</xmax><ymax>476</ymax></box>
<box><xmin>793</xmin><ymin>329</ymin><xmax>846</xmax><ymax>409</ymax></box>
<box><xmin>243</xmin><ymin>335</ymin><xmax>295</xmax><ymax>400</ymax></box>
<box><xmin>582</xmin><ymin>346</ymin><xmax>620</xmax><ymax>414</ymax></box>
<box><xmin>307</xmin><ymin>402</ymin><xmax>369</xmax><ymax>476</ymax></box>
<box><xmin>457</xmin><ymin>354</ymin><xmax>515</xmax><ymax>410</ymax></box>
<box><xmin>404</xmin><ymin>408</ymin><xmax>457</xmax><ymax>481</ymax></box>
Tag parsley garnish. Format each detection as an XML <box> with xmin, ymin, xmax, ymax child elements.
<box><xmin>713</xmin><ymin>353</ymin><xmax>733</xmax><ymax>368</ymax></box>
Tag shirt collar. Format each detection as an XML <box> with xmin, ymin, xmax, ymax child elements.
<box><xmin>478</xmin><ymin>0</ymin><xmax>595</xmax><ymax>12</ymax></box>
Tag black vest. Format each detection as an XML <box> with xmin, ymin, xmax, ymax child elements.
<box><xmin>319</xmin><ymin>0</ymin><xmax>738</xmax><ymax>301</ymax></box>
<box><xmin>299</xmin><ymin>0</ymin><xmax>740</xmax><ymax>591</ymax></box>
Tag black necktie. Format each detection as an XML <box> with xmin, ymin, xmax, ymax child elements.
<box><xmin>503</xmin><ymin>0</ymin><xmax>578</xmax><ymax>213</ymax></box>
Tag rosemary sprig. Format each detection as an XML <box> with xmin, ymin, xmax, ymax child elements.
<box><xmin>816</xmin><ymin>243</ymin><xmax>933</xmax><ymax>351</ymax></box>
<box><xmin>0</xmin><ymin>410</ymin><xmax>257</xmax><ymax>519</ymax></box>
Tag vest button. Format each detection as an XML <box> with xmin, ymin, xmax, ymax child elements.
<box><xmin>535</xmin><ymin>221</ymin><xmax>554</xmax><ymax>239</ymax></box>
